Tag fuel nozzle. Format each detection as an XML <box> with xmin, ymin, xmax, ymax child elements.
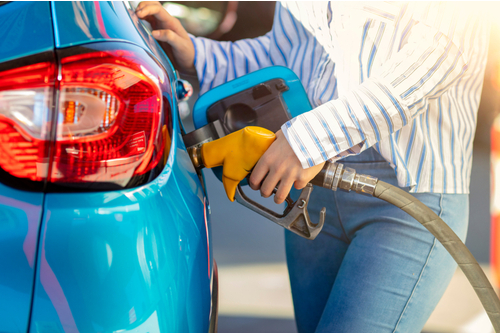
<box><xmin>187</xmin><ymin>126</ymin><xmax>276</xmax><ymax>201</ymax></box>
<box><xmin>311</xmin><ymin>162</ymin><xmax>378</xmax><ymax>196</ymax></box>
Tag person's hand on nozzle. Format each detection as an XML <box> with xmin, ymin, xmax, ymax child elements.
<box><xmin>136</xmin><ymin>1</ymin><xmax>195</xmax><ymax>74</ymax></box>
<box><xmin>249</xmin><ymin>130</ymin><xmax>325</xmax><ymax>205</ymax></box>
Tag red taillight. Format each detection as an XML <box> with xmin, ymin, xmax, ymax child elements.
<box><xmin>0</xmin><ymin>45</ymin><xmax>171</xmax><ymax>190</ymax></box>
<box><xmin>0</xmin><ymin>61</ymin><xmax>55</xmax><ymax>182</ymax></box>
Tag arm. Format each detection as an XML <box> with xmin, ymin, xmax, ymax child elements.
<box><xmin>191</xmin><ymin>34</ymin><xmax>272</xmax><ymax>95</ymax></box>
<box><xmin>136</xmin><ymin>1</ymin><xmax>273</xmax><ymax>94</ymax></box>
<box><xmin>250</xmin><ymin>2</ymin><xmax>489</xmax><ymax>203</ymax></box>
<box><xmin>282</xmin><ymin>2</ymin><xmax>487</xmax><ymax>169</ymax></box>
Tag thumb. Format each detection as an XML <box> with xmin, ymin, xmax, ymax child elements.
<box><xmin>152</xmin><ymin>29</ymin><xmax>195</xmax><ymax>72</ymax></box>
<box><xmin>152</xmin><ymin>29</ymin><xmax>190</xmax><ymax>53</ymax></box>
<box><xmin>152</xmin><ymin>29</ymin><xmax>180</xmax><ymax>44</ymax></box>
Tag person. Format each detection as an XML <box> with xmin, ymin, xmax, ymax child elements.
<box><xmin>137</xmin><ymin>2</ymin><xmax>491</xmax><ymax>332</ymax></box>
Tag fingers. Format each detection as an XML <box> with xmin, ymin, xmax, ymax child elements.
<box><xmin>249</xmin><ymin>151</ymin><xmax>293</xmax><ymax>203</ymax></box>
<box><xmin>294</xmin><ymin>174</ymin><xmax>310</xmax><ymax>190</ymax></box>
<box><xmin>249</xmin><ymin>157</ymin><xmax>269</xmax><ymax>191</ymax></box>
<box><xmin>136</xmin><ymin>2</ymin><xmax>164</xmax><ymax>19</ymax></box>
<box><xmin>248</xmin><ymin>129</ymin><xmax>325</xmax><ymax>205</ymax></box>
<box><xmin>136</xmin><ymin>2</ymin><xmax>188</xmax><ymax>38</ymax></box>
<box><xmin>249</xmin><ymin>131</ymin><xmax>296</xmax><ymax>202</ymax></box>
<box><xmin>151</xmin><ymin>29</ymin><xmax>183</xmax><ymax>47</ymax></box>
<box><xmin>259</xmin><ymin>168</ymin><xmax>281</xmax><ymax>198</ymax></box>
<box><xmin>274</xmin><ymin>178</ymin><xmax>294</xmax><ymax>204</ymax></box>
<box><xmin>135</xmin><ymin>1</ymin><xmax>195</xmax><ymax>73</ymax></box>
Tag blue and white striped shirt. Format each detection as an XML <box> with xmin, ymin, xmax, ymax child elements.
<box><xmin>190</xmin><ymin>1</ymin><xmax>490</xmax><ymax>193</ymax></box>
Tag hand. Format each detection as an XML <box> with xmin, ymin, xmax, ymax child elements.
<box><xmin>249</xmin><ymin>130</ymin><xmax>325</xmax><ymax>204</ymax></box>
<box><xmin>136</xmin><ymin>1</ymin><xmax>196</xmax><ymax>74</ymax></box>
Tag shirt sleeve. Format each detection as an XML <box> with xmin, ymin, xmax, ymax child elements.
<box><xmin>281</xmin><ymin>2</ymin><xmax>489</xmax><ymax>169</ymax></box>
<box><xmin>190</xmin><ymin>33</ymin><xmax>273</xmax><ymax>95</ymax></box>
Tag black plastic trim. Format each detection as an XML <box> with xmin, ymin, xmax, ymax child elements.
<box><xmin>0</xmin><ymin>50</ymin><xmax>54</xmax><ymax>73</ymax></box>
<box><xmin>209</xmin><ymin>260</ymin><xmax>219</xmax><ymax>333</ymax></box>
<box><xmin>0</xmin><ymin>168</ymin><xmax>45</xmax><ymax>192</ymax></box>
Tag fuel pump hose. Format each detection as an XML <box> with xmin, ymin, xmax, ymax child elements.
<box><xmin>187</xmin><ymin>127</ymin><xmax>500</xmax><ymax>330</ymax></box>
<box><xmin>311</xmin><ymin>162</ymin><xmax>500</xmax><ymax>332</ymax></box>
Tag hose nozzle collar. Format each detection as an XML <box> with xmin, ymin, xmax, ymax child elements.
<box><xmin>313</xmin><ymin>162</ymin><xmax>378</xmax><ymax>196</ymax></box>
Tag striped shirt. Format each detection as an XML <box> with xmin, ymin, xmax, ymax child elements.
<box><xmin>190</xmin><ymin>1</ymin><xmax>490</xmax><ymax>193</ymax></box>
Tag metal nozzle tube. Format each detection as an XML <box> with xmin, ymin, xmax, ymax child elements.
<box><xmin>187</xmin><ymin>146</ymin><xmax>204</xmax><ymax>169</ymax></box>
<box><xmin>311</xmin><ymin>162</ymin><xmax>378</xmax><ymax>196</ymax></box>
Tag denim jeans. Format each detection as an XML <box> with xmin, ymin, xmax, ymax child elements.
<box><xmin>285</xmin><ymin>148</ymin><xmax>469</xmax><ymax>333</ymax></box>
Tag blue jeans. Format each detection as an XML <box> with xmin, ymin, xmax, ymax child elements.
<box><xmin>285</xmin><ymin>148</ymin><xmax>469</xmax><ymax>333</ymax></box>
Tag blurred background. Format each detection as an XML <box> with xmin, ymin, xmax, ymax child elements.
<box><xmin>158</xmin><ymin>2</ymin><xmax>500</xmax><ymax>332</ymax></box>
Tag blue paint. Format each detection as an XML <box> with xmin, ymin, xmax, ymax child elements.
<box><xmin>29</xmin><ymin>142</ymin><xmax>210</xmax><ymax>332</ymax></box>
<box><xmin>52</xmin><ymin>1</ymin><xmax>147</xmax><ymax>50</ymax></box>
<box><xmin>0</xmin><ymin>1</ymin><xmax>54</xmax><ymax>63</ymax></box>
<box><xmin>0</xmin><ymin>1</ymin><xmax>213</xmax><ymax>331</ymax></box>
<box><xmin>0</xmin><ymin>185</ymin><xmax>44</xmax><ymax>333</ymax></box>
<box><xmin>50</xmin><ymin>2</ymin><xmax>60</xmax><ymax>47</ymax></box>
<box><xmin>29</xmin><ymin>62</ymin><xmax>211</xmax><ymax>331</ymax></box>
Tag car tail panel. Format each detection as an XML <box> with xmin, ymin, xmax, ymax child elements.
<box><xmin>0</xmin><ymin>2</ymin><xmax>55</xmax><ymax>329</ymax></box>
<box><xmin>0</xmin><ymin>1</ymin><xmax>54</xmax><ymax>63</ymax></box>
<box><xmin>51</xmin><ymin>1</ymin><xmax>149</xmax><ymax>51</ymax></box>
<box><xmin>29</xmin><ymin>111</ymin><xmax>211</xmax><ymax>333</ymax></box>
<box><xmin>0</xmin><ymin>185</ymin><xmax>45</xmax><ymax>333</ymax></box>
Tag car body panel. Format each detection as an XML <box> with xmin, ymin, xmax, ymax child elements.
<box><xmin>29</xmin><ymin>3</ymin><xmax>214</xmax><ymax>328</ymax></box>
<box><xmin>0</xmin><ymin>1</ymin><xmax>54</xmax><ymax>63</ymax></box>
<box><xmin>29</xmin><ymin>132</ymin><xmax>212</xmax><ymax>332</ymax></box>
<box><xmin>51</xmin><ymin>1</ymin><xmax>147</xmax><ymax>50</ymax></box>
<box><xmin>0</xmin><ymin>2</ymin><xmax>54</xmax><ymax>332</ymax></box>
<box><xmin>0</xmin><ymin>1</ymin><xmax>212</xmax><ymax>332</ymax></box>
<box><xmin>0</xmin><ymin>186</ymin><xmax>44</xmax><ymax>333</ymax></box>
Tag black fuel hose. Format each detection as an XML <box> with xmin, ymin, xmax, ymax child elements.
<box><xmin>373</xmin><ymin>180</ymin><xmax>500</xmax><ymax>332</ymax></box>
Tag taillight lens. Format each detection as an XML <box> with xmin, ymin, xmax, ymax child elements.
<box><xmin>0</xmin><ymin>60</ymin><xmax>55</xmax><ymax>183</ymax></box>
<box><xmin>0</xmin><ymin>44</ymin><xmax>171</xmax><ymax>191</ymax></box>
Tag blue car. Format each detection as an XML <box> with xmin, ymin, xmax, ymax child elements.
<box><xmin>0</xmin><ymin>1</ymin><xmax>216</xmax><ymax>332</ymax></box>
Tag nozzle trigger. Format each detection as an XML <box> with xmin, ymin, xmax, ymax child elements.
<box><xmin>234</xmin><ymin>183</ymin><xmax>325</xmax><ymax>240</ymax></box>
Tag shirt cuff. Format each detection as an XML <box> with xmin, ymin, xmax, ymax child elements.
<box><xmin>281</xmin><ymin>76</ymin><xmax>409</xmax><ymax>169</ymax></box>
<box><xmin>282</xmin><ymin>120</ymin><xmax>365</xmax><ymax>169</ymax></box>
<box><xmin>188</xmin><ymin>34</ymin><xmax>198</xmax><ymax>68</ymax></box>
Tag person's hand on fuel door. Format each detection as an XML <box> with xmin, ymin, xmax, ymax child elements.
<box><xmin>136</xmin><ymin>1</ymin><xmax>195</xmax><ymax>74</ymax></box>
<box><xmin>249</xmin><ymin>130</ymin><xmax>325</xmax><ymax>205</ymax></box>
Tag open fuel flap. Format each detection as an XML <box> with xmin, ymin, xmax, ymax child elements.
<box><xmin>183</xmin><ymin>66</ymin><xmax>312</xmax><ymax>150</ymax></box>
<box><xmin>182</xmin><ymin>66</ymin><xmax>325</xmax><ymax>240</ymax></box>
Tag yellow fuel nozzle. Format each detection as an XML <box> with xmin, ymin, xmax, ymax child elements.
<box><xmin>188</xmin><ymin>127</ymin><xmax>276</xmax><ymax>201</ymax></box>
